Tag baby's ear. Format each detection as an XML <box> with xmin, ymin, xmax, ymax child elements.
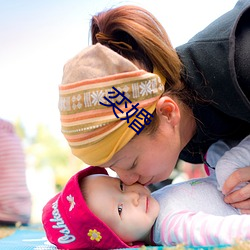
<box><xmin>156</xmin><ymin>96</ymin><xmax>180</xmax><ymax>126</ymax></box>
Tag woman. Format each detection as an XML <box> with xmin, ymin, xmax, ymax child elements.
<box><xmin>59</xmin><ymin>1</ymin><xmax>250</xmax><ymax>211</ymax></box>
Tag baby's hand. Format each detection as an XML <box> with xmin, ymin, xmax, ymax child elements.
<box><xmin>223</xmin><ymin>166</ymin><xmax>250</xmax><ymax>214</ymax></box>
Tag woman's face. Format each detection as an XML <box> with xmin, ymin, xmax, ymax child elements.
<box><xmin>100</xmin><ymin>119</ymin><xmax>182</xmax><ymax>186</ymax></box>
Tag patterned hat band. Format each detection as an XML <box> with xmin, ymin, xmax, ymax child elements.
<box><xmin>59</xmin><ymin>44</ymin><xmax>165</xmax><ymax>165</ymax></box>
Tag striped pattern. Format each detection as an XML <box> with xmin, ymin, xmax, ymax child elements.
<box><xmin>160</xmin><ymin>210</ymin><xmax>250</xmax><ymax>246</ymax></box>
<box><xmin>59</xmin><ymin>70</ymin><xmax>164</xmax><ymax>149</ymax></box>
<box><xmin>57</xmin><ymin>43</ymin><xmax>166</xmax><ymax>165</ymax></box>
<box><xmin>0</xmin><ymin>119</ymin><xmax>31</xmax><ymax>224</ymax></box>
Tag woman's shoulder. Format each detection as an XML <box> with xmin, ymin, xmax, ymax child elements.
<box><xmin>176</xmin><ymin>0</ymin><xmax>250</xmax><ymax>123</ymax></box>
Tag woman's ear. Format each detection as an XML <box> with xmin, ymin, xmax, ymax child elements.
<box><xmin>156</xmin><ymin>96</ymin><xmax>180</xmax><ymax>126</ymax></box>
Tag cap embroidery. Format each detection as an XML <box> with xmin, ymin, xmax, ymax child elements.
<box><xmin>190</xmin><ymin>180</ymin><xmax>203</xmax><ymax>186</ymax></box>
<box><xmin>67</xmin><ymin>195</ymin><xmax>75</xmax><ymax>211</ymax></box>
<box><xmin>88</xmin><ymin>229</ymin><xmax>102</xmax><ymax>242</ymax></box>
<box><xmin>50</xmin><ymin>200</ymin><xmax>76</xmax><ymax>244</ymax></box>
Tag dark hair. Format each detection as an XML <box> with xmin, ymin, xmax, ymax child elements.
<box><xmin>90</xmin><ymin>5</ymin><xmax>195</xmax><ymax>134</ymax></box>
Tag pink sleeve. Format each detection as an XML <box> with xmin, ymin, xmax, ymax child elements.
<box><xmin>160</xmin><ymin>210</ymin><xmax>250</xmax><ymax>246</ymax></box>
<box><xmin>0</xmin><ymin>119</ymin><xmax>31</xmax><ymax>224</ymax></box>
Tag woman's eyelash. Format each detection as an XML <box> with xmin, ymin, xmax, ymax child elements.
<box><xmin>120</xmin><ymin>180</ymin><xmax>124</xmax><ymax>191</ymax></box>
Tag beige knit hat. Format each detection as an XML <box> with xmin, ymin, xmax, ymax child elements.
<box><xmin>59</xmin><ymin>43</ymin><xmax>165</xmax><ymax>165</ymax></box>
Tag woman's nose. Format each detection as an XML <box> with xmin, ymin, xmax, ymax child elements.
<box><xmin>112</xmin><ymin>168</ymin><xmax>139</xmax><ymax>185</ymax></box>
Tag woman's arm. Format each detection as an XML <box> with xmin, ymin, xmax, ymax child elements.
<box><xmin>215</xmin><ymin>135</ymin><xmax>250</xmax><ymax>212</ymax></box>
<box><xmin>223</xmin><ymin>166</ymin><xmax>250</xmax><ymax>213</ymax></box>
<box><xmin>215</xmin><ymin>135</ymin><xmax>250</xmax><ymax>192</ymax></box>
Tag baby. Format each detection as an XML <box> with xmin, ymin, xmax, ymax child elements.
<box><xmin>42</xmin><ymin>135</ymin><xmax>250</xmax><ymax>249</ymax></box>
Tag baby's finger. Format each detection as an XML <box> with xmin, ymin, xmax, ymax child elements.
<box><xmin>224</xmin><ymin>184</ymin><xmax>250</xmax><ymax>204</ymax></box>
<box><xmin>240</xmin><ymin>209</ymin><xmax>250</xmax><ymax>214</ymax></box>
<box><xmin>228</xmin><ymin>198</ymin><xmax>250</xmax><ymax>212</ymax></box>
<box><xmin>222</xmin><ymin>167</ymin><xmax>250</xmax><ymax>195</ymax></box>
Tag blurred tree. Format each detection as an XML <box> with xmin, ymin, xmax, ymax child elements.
<box><xmin>14</xmin><ymin>118</ymin><xmax>26</xmax><ymax>139</ymax></box>
<box><xmin>14</xmin><ymin>120</ymin><xmax>85</xmax><ymax>191</ymax></box>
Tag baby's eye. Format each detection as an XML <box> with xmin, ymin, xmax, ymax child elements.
<box><xmin>120</xmin><ymin>180</ymin><xmax>124</xmax><ymax>191</ymax></box>
<box><xmin>118</xmin><ymin>204</ymin><xmax>123</xmax><ymax>216</ymax></box>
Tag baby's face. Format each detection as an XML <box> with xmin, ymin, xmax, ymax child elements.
<box><xmin>84</xmin><ymin>174</ymin><xmax>160</xmax><ymax>244</ymax></box>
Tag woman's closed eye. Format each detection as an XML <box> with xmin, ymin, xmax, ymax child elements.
<box><xmin>120</xmin><ymin>180</ymin><xmax>124</xmax><ymax>191</ymax></box>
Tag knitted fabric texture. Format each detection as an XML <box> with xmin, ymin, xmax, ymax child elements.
<box><xmin>59</xmin><ymin>43</ymin><xmax>165</xmax><ymax>165</ymax></box>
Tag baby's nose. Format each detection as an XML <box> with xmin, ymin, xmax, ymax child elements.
<box><xmin>126</xmin><ymin>191</ymin><xmax>140</xmax><ymax>206</ymax></box>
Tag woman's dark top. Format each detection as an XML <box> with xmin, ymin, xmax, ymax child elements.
<box><xmin>176</xmin><ymin>0</ymin><xmax>250</xmax><ymax>164</ymax></box>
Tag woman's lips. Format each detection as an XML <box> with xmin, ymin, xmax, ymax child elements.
<box><xmin>143</xmin><ymin>177</ymin><xmax>154</xmax><ymax>186</ymax></box>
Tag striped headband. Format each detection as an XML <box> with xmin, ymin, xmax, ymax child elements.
<box><xmin>59</xmin><ymin>43</ymin><xmax>165</xmax><ymax>165</ymax></box>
